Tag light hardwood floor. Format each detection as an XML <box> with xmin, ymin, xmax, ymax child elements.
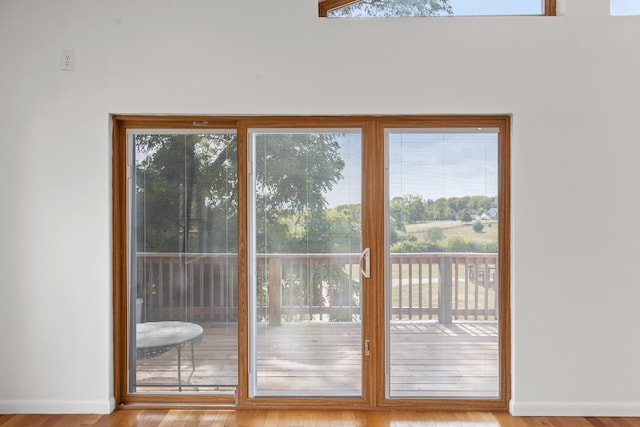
<box><xmin>1</xmin><ymin>410</ymin><xmax>639</xmax><ymax>427</ymax></box>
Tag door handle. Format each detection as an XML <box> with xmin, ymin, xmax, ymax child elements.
<box><xmin>360</xmin><ymin>247</ymin><xmax>370</xmax><ymax>279</ymax></box>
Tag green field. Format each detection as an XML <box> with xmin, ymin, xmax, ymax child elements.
<box><xmin>404</xmin><ymin>220</ymin><xmax>498</xmax><ymax>244</ymax></box>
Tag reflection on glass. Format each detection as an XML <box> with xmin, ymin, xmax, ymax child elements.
<box><xmin>329</xmin><ymin>0</ymin><xmax>543</xmax><ymax>17</ymax></box>
<box><xmin>250</xmin><ymin>131</ymin><xmax>362</xmax><ymax>397</ymax></box>
<box><xmin>386</xmin><ymin>130</ymin><xmax>500</xmax><ymax>398</ymax></box>
<box><xmin>131</xmin><ymin>132</ymin><xmax>238</xmax><ymax>393</ymax></box>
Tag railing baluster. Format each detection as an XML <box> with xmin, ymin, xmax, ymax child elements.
<box><xmin>428</xmin><ymin>259</ymin><xmax>433</xmax><ymax>320</ymax></box>
<box><xmin>494</xmin><ymin>262</ymin><xmax>499</xmax><ymax>320</ymax></box>
<box><xmin>180</xmin><ymin>259</ymin><xmax>186</xmax><ymax>319</ymax></box>
<box><xmin>464</xmin><ymin>257</ymin><xmax>469</xmax><ymax>320</ymax></box>
<box><xmin>168</xmin><ymin>258</ymin><xmax>174</xmax><ymax>319</ymax></box>
<box><xmin>147</xmin><ymin>259</ymin><xmax>154</xmax><ymax>322</ymax></box>
<box><xmin>216</xmin><ymin>258</ymin><xmax>223</xmax><ymax>320</ymax></box>
<box><xmin>348</xmin><ymin>256</ymin><xmax>354</xmax><ymax>320</ymax></box>
<box><xmin>188</xmin><ymin>259</ymin><xmax>194</xmax><ymax>319</ymax></box>
<box><xmin>453</xmin><ymin>257</ymin><xmax>459</xmax><ymax>321</ymax></box>
<box><xmin>408</xmin><ymin>257</ymin><xmax>414</xmax><ymax>320</ymax></box>
<box><xmin>287</xmin><ymin>262</ymin><xmax>293</xmax><ymax>319</ymax></box>
<box><xmin>157</xmin><ymin>258</ymin><xmax>162</xmax><ymax>320</ymax></box>
<box><xmin>306</xmin><ymin>259</ymin><xmax>312</xmax><ymax>320</ymax></box>
<box><xmin>299</xmin><ymin>259</ymin><xmax>303</xmax><ymax>318</ymax></box>
<box><xmin>198</xmin><ymin>258</ymin><xmax>204</xmax><ymax>320</ymax></box>
<box><xmin>438</xmin><ymin>256</ymin><xmax>453</xmax><ymax>324</ymax></box>
<box><xmin>136</xmin><ymin>252</ymin><xmax>497</xmax><ymax>322</ymax></box>
<box><xmin>330</xmin><ymin>258</ymin><xmax>336</xmax><ymax>316</ymax></box>
<box><xmin>474</xmin><ymin>258</ymin><xmax>479</xmax><ymax>319</ymax></box>
<box><xmin>268</xmin><ymin>257</ymin><xmax>282</xmax><ymax>326</ymax></box>
<box><xmin>208</xmin><ymin>258</ymin><xmax>214</xmax><ymax>320</ymax></box>
<box><xmin>483</xmin><ymin>257</ymin><xmax>489</xmax><ymax>320</ymax></box>
<box><xmin>418</xmin><ymin>260</ymin><xmax>423</xmax><ymax>321</ymax></box>
<box><xmin>136</xmin><ymin>256</ymin><xmax>143</xmax><ymax>319</ymax></box>
<box><xmin>398</xmin><ymin>256</ymin><xmax>403</xmax><ymax>320</ymax></box>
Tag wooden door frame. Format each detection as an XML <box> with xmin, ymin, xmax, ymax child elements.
<box><xmin>238</xmin><ymin>116</ymin><xmax>375</xmax><ymax>410</ymax></box>
<box><xmin>112</xmin><ymin>114</ymin><xmax>510</xmax><ymax>411</ymax></box>
<box><xmin>372</xmin><ymin>115</ymin><xmax>511</xmax><ymax>411</ymax></box>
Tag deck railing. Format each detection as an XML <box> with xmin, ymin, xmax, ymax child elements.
<box><xmin>136</xmin><ymin>252</ymin><xmax>498</xmax><ymax>324</ymax></box>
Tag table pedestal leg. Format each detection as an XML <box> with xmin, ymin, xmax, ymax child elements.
<box><xmin>177</xmin><ymin>342</ymin><xmax>196</xmax><ymax>392</ymax></box>
<box><xmin>191</xmin><ymin>341</ymin><xmax>196</xmax><ymax>371</ymax></box>
<box><xmin>177</xmin><ymin>345</ymin><xmax>182</xmax><ymax>392</ymax></box>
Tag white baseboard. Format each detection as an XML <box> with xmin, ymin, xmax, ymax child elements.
<box><xmin>510</xmin><ymin>400</ymin><xmax>640</xmax><ymax>416</ymax></box>
<box><xmin>0</xmin><ymin>397</ymin><xmax>115</xmax><ymax>414</ymax></box>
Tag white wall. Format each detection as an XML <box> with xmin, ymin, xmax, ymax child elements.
<box><xmin>0</xmin><ymin>0</ymin><xmax>639</xmax><ymax>416</ymax></box>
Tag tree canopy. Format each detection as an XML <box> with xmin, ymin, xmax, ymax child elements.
<box><xmin>134</xmin><ymin>132</ymin><xmax>496</xmax><ymax>256</ymax></box>
<box><xmin>254</xmin><ymin>133</ymin><xmax>347</xmax><ymax>253</ymax></box>
<box><xmin>135</xmin><ymin>133</ymin><xmax>238</xmax><ymax>253</ymax></box>
<box><xmin>135</xmin><ymin>132</ymin><xmax>346</xmax><ymax>254</ymax></box>
<box><xmin>390</xmin><ymin>194</ymin><xmax>497</xmax><ymax>230</ymax></box>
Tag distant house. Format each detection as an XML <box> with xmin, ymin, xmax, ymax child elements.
<box><xmin>479</xmin><ymin>208</ymin><xmax>498</xmax><ymax>220</ymax></box>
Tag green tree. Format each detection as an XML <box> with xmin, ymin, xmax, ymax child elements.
<box><xmin>135</xmin><ymin>133</ymin><xmax>237</xmax><ymax>254</ymax></box>
<box><xmin>460</xmin><ymin>211</ymin><xmax>473</xmax><ymax>223</ymax></box>
<box><xmin>406</xmin><ymin>195</ymin><xmax>428</xmax><ymax>223</ymax></box>
<box><xmin>424</xmin><ymin>227</ymin><xmax>444</xmax><ymax>245</ymax></box>
<box><xmin>391</xmin><ymin>238</ymin><xmax>443</xmax><ymax>253</ymax></box>
<box><xmin>254</xmin><ymin>133</ymin><xmax>345</xmax><ymax>253</ymax></box>
<box><xmin>445</xmin><ymin>236</ymin><xmax>475</xmax><ymax>252</ymax></box>
<box><xmin>135</xmin><ymin>132</ymin><xmax>346</xmax><ymax>254</ymax></box>
<box><xmin>431</xmin><ymin>197</ymin><xmax>455</xmax><ymax>220</ymax></box>
<box><xmin>329</xmin><ymin>0</ymin><xmax>453</xmax><ymax>17</ymax></box>
<box><xmin>390</xmin><ymin>195</ymin><xmax>431</xmax><ymax>224</ymax></box>
<box><xmin>473</xmin><ymin>220</ymin><xmax>485</xmax><ymax>233</ymax></box>
<box><xmin>390</xmin><ymin>197</ymin><xmax>410</xmax><ymax>230</ymax></box>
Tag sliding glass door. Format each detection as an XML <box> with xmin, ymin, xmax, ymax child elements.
<box><xmin>128</xmin><ymin>130</ymin><xmax>238</xmax><ymax>394</ymax></box>
<box><xmin>385</xmin><ymin>128</ymin><xmax>502</xmax><ymax>399</ymax></box>
<box><xmin>248</xmin><ymin>129</ymin><xmax>365</xmax><ymax>397</ymax></box>
<box><xmin>114</xmin><ymin>116</ymin><xmax>509</xmax><ymax>409</ymax></box>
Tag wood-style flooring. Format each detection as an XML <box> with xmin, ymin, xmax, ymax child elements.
<box><xmin>1</xmin><ymin>410</ymin><xmax>639</xmax><ymax>427</ymax></box>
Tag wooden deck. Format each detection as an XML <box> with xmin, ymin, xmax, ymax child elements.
<box><xmin>135</xmin><ymin>321</ymin><xmax>498</xmax><ymax>398</ymax></box>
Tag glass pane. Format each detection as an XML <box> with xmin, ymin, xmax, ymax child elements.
<box><xmin>130</xmin><ymin>131</ymin><xmax>238</xmax><ymax>393</ymax></box>
<box><xmin>250</xmin><ymin>130</ymin><xmax>362</xmax><ymax>397</ymax></box>
<box><xmin>611</xmin><ymin>0</ymin><xmax>640</xmax><ymax>15</ymax></box>
<box><xmin>386</xmin><ymin>130</ymin><xmax>499</xmax><ymax>398</ymax></box>
<box><xmin>329</xmin><ymin>0</ymin><xmax>543</xmax><ymax>17</ymax></box>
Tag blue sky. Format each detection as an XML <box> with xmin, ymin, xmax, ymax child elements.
<box><xmin>388</xmin><ymin>132</ymin><xmax>498</xmax><ymax>201</ymax></box>
<box><xmin>445</xmin><ymin>0</ymin><xmax>542</xmax><ymax>16</ymax></box>
<box><xmin>445</xmin><ymin>0</ymin><xmax>640</xmax><ymax>16</ymax></box>
<box><xmin>339</xmin><ymin>0</ymin><xmax>640</xmax><ymax>16</ymax></box>
<box><xmin>610</xmin><ymin>0</ymin><xmax>640</xmax><ymax>15</ymax></box>
<box><xmin>325</xmin><ymin>132</ymin><xmax>498</xmax><ymax>207</ymax></box>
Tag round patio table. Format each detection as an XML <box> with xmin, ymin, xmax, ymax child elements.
<box><xmin>136</xmin><ymin>321</ymin><xmax>203</xmax><ymax>390</ymax></box>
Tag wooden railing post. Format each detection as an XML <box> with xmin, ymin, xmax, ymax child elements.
<box><xmin>268</xmin><ymin>257</ymin><xmax>282</xmax><ymax>326</ymax></box>
<box><xmin>438</xmin><ymin>256</ymin><xmax>453</xmax><ymax>324</ymax></box>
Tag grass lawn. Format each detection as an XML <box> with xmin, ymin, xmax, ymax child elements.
<box><xmin>404</xmin><ymin>220</ymin><xmax>498</xmax><ymax>244</ymax></box>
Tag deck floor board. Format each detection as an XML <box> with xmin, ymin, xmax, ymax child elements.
<box><xmin>135</xmin><ymin>321</ymin><xmax>498</xmax><ymax>398</ymax></box>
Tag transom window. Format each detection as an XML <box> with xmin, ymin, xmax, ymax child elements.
<box><xmin>319</xmin><ymin>0</ymin><xmax>556</xmax><ymax>17</ymax></box>
<box><xmin>611</xmin><ymin>0</ymin><xmax>640</xmax><ymax>15</ymax></box>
